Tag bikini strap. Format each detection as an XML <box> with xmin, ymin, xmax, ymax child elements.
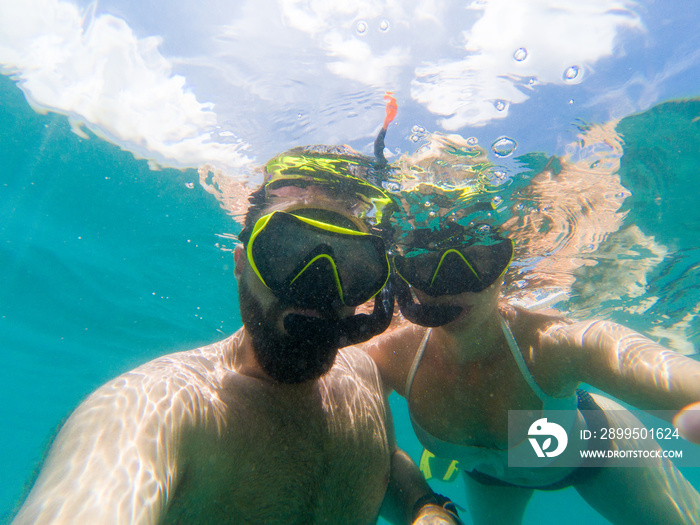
<box><xmin>499</xmin><ymin>317</ymin><xmax>551</xmax><ymax>403</ymax></box>
<box><xmin>405</xmin><ymin>328</ymin><xmax>432</xmax><ymax>399</ymax></box>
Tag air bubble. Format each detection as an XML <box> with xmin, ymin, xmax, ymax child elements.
<box><xmin>513</xmin><ymin>47</ymin><xmax>527</xmax><ymax>62</ymax></box>
<box><xmin>494</xmin><ymin>100</ymin><xmax>507</xmax><ymax>111</ymax></box>
<box><xmin>185</xmin><ymin>182</ymin><xmax>195</xmax><ymax>189</ymax></box>
<box><xmin>477</xmin><ymin>224</ymin><xmax>491</xmax><ymax>234</ymax></box>
<box><xmin>379</xmin><ymin>19</ymin><xmax>390</xmax><ymax>31</ymax></box>
<box><xmin>409</xmin><ymin>125</ymin><xmax>427</xmax><ymax>142</ymax></box>
<box><xmin>384</xmin><ymin>181</ymin><xmax>401</xmax><ymax>192</ymax></box>
<box><xmin>491</xmin><ymin>195</ymin><xmax>503</xmax><ymax>207</ymax></box>
<box><xmin>356</xmin><ymin>20</ymin><xmax>368</xmax><ymax>34</ymax></box>
<box><xmin>563</xmin><ymin>65</ymin><xmax>580</xmax><ymax>81</ymax></box>
<box><xmin>491</xmin><ymin>136</ymin><xmax>517</xmax><ymax>158</ymax></box>
<box><xmin>466</xmin><ymin>136</ymin><xmax>478</xmax><ymax>146</ymax></box>
<box><xmin>424</xmin><ymin>201</ymin><xmax>432</xmax><ymax>208</ymax></box>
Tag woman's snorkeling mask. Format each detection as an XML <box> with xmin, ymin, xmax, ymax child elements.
<box><xmin>393</xmin><ymin>224</ymin><xmax>514</xmax><ymax>327</ymax></box>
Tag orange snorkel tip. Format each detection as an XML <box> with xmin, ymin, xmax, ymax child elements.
<box><xmin>374</xmin><ymin>92</ymin><xmax>398</xmax><ymax>166</ymax></box>
<box><xmin>383</xmin><ymin>92</ymin><xmax>398</xmax><ymax>130</ymax></box>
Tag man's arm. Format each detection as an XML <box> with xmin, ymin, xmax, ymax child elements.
<box><xmin>378</xmin><ymin>380</ymin><xmax>462</xmax><ymax>525</ymax></box>
<box><xmin>382</xmin><ymin>448</ymin><xmax>463</xmax><ymax>525</ymax></box>
<box><xmin>13</xmin><ymin>354</ymin><xmax>219</xmax><ymax>525</ymax></box>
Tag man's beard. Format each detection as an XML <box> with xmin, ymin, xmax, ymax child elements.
<box><xmin>238</xmin><ymin>278</ymin><xmax>340</xmax><ymax>384</ymax></box>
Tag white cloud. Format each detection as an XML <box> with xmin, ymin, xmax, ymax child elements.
<box><xmin>278</xmin><ymin>0</ymin><xmax>398</xmax><ymax>35</ymax></box>
<box><xmin>411</xmin><ymin>0</ymin><xmax>644</xmax><ymax>129</ymax></box>
<box><xmin>0</xmin><ymin>0</ymin><xmax>251</xmax><ymax>172</ymax></box>
<box><xmin>324</xmin><ymin>31</ymin><xmax>410</xmax><ymax>86</ymax></box>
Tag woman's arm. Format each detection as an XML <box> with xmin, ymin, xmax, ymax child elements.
<box><xmin>543</xmin><ymin>319</ymin><xmax>700</xmax><ymax>412</ymax></box>
<box><xmin>361</xmin><ymin>323</ymin><xmax>424</xmax><ymax>397</ymax></box>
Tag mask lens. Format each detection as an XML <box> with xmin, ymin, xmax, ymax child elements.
<box><xmin>395</xmin><ymin>237</ymin><xmax>514</xmax><ymax>296</ymax></box>
<box><xmin>247</xmin><ymin>212</ymin><xmax>389</xmax><ymax>307</ymax></box>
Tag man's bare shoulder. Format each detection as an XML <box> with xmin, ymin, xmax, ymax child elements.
<box><xmin>132</xmin><ymin>332</ymin><xmax>238</xmax><ymax>373</ymax></box>
<box><xmin>76</xmin><ymin>331</ymin><xmax>243</xmax><ymax>432</ymax></box>
<box><xmin>325</xmin><ymin>345</ymin><xmax>388</xmax><ymax>391</ymax></box>
<box><xmin>13</xmin><ymin>332</ymin><xmax>244</xmax><ymax>525</ymax></box>
<box><xmin>335</xmin><ymin>345</ymin><xmax>381</xmax><ymax>374</ymax></box>
<box><xmin>110</xmin><ymin>332</ymin><xmax>238</xmax><ymax>388</ymax></box>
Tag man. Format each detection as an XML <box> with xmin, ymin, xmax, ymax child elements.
<box><xmin>13</xmin><ymin>146</ymin><xmax>461</xmax><ymax>524</ymax></box>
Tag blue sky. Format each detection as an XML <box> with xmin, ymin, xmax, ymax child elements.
<box><xmin>1</xmin><ymin>0</ymin><xmax>699</xmax><ymax>175</ymax></box>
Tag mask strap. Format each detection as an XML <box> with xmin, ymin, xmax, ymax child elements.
<box><xmin>394</xmin><ymin>275</ymin><xmax>462</xmax><ymax>327</ymax></box>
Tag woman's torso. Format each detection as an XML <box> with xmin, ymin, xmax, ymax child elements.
<box><xmin>403</xmin><ymin>308</ymin><xmax>587</xmax><ymax>486</ymax></box>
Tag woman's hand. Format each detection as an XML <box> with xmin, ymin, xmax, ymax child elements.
<box><xmin>674</xmin><ymin>401</ymin><xmax>700</xmax><ymax>444</ymax></box>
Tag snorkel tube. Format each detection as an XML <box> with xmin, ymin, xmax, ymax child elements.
<box><xmin>372</xmin><ymin>93</ymin><xmax>464</xmax><ymax>327</ymax></box>
<box><xmin>279</xmin><ymin>93</ymin><xmax>402</xmax><ymax>344</ymax></box>
<box><xmin>274</xmin><ymin>95</ymin><xmax>400</xmax><ymax>348</ymax></box>
<box><xmin>283</xmin><ymin>282</ymin><xmax>394</xmax><ymax>347</ymax></box>
<box><xmin>374</xmin><ymin>92</ymin><xmax>398</xmax><ymax>167</ymax></box>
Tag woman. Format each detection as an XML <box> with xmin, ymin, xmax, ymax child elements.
<box><xmin>362</xmin><ymin>223</ymin><xmax>700</xmax><ymax>524</ymax></box>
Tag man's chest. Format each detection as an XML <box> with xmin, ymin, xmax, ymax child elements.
<box><xmin>165</xmin><ymin>378</ymin><xmax>391</xmax><ymax>523</ymax></box>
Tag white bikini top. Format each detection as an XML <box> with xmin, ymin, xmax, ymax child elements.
<box><xmin>406</xmin><ymin>317</ymin><xmax>584</xmax><ymax>485</ymax></box>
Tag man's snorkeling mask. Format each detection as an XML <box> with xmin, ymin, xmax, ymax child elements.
<box><xmin>239</xmin><ymin>150</ymin><xmax>397</xmax><ymax>346</ymax></box>
<box><xmin>239</xmin><ymin>209</ymin><xmax>390</xmax><ymax>309</ymax></box>
<box><xmin>393</xmin><ymin>223</ymin><xmax>514</xmax><ymax>327</ymax></box>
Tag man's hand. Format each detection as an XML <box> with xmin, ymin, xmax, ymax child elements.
<box><xmin>413</xmin><ymin>503</ymin><xmax>463</xmax><ymax>524</ymax></box>
<box><xmin>412</xmin><ymin>494</ymin><xmax>464</xmax><ymax>525</ymax></box>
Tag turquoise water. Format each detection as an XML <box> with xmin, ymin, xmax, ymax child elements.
<box><xmin>2</xmin><ymin>67</ymin><xmax>700</xmax><ymax>524</ymax></box>
<box><xmin>0</xmin><ymin>73</ymin><xmax>240</xmax><ymax>520</ymax></box>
